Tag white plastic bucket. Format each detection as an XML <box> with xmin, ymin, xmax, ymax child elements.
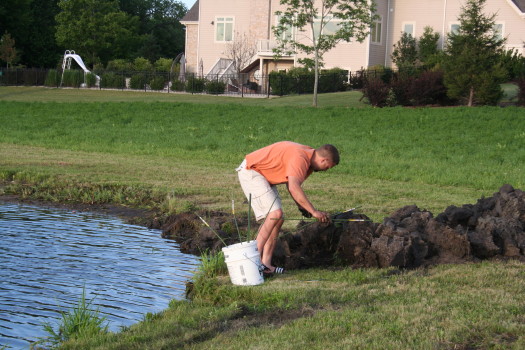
<box><xmin>222</xmin><ymin>240</ymin><xmax>264</xmax><ymax>286</ymax></box>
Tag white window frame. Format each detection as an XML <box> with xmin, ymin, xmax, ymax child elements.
<box><xmin>275</xmin><ymin>15</ymin><xmax>294</xmax><ymax>41</ymax></box>
<box><xmin>402</xmin><ymin>21</ymin><xmax>415</xmax><ymax>37</ymax></box>
<box><xmin>215</xmin><ymin>16</ymin><xmax>234</xmax><ymax>42</ymax></box>
<box><xmin>449</xmin><ymin>22</ymin><xmax>460</xmax><ymax>35</ymax></box>
<box><xmin>493</xmin><ymin>22</ymin><xmax>504</xmax><ymax>41</ymax></box>
<box><xmin>370</xmin><ymin>16</ymin><xmax>382</xmax><ymax>45</ymax></box>
<box><xmin>312</xmin><ymin>15</ymin><xmax>344</xmax><ymax>40</ymax></box>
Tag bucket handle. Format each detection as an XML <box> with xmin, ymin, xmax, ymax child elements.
<box><xmin>243</xmin><ymin>252</ymin><xmax>265</xmax><ymax>272</ymax></box>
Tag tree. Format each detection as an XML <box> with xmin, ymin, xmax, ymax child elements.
<box><xmin>273</xmin><ymin>0</ymin><xmax>376</xmax><ymax>107</ymax></box>
<box><xmin>418</xmin><ymin>26</ymin><xmax>441</xmax><ymax>67</ymax></box>
<box><xmin>223</xmin><ymin>32</ymin><xmax>257</xmax><ymax>79</ymax></box>
<box><xmin>0</xmin><ymin>32</ymin><xmax>18</xmax><ymax>68</ymax></box>
<box><xmin>55</xmin><ymin>0</ymin><xmax>140</xmax><ymax>67</ymax></box>
<box><xmin>120</xmin><ymin>0</ymin><xmax>187</xmax><ymax>61</ymax></box>
<box><xmin>391</xmin><ymin>32</ymin><xmax>417</xmax><ymax>69</ymax></box>
<box><xmin>443</xmin><ymin>0</ymin><xmax>506</xmax><ymax>106</ymax></box>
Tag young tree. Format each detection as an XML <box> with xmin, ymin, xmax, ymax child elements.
<box><xmin>273</xmin><ymin>0</ymin><xmax>376</xmax><ymax>107</ymax></box>
<box><xmin>391</xmin><ymin>32</ymin><xmax>417</xmax><ymax>69</ymax></box>
<box><xmin>0</xmin><ymin>32</ymin><xmax>17</xmax><ymax>68</ymax></box>
<box><xmin>223</xmin><ymin>32</ymin><xmax>257</xmax><ymax>79</ymax></box>
<box><xmin>418</xmin><ymin>26</ymin><xmax>440</xmax><ymax>67</ymax></box>
<box><xmin>443</xmin><ymin>0</ymin><xmax>506</xmax><ymax>106</ymax></box>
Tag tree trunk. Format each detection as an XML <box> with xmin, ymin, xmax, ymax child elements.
<box><xmin>468</xmin><ymin>86</ymin><xmax>474</xmax><ymax>107</ymax></box>
<box><xmin>313</xmin><ymin>50</ymin><xmax>319</xmax><ymax>107</ymax></box>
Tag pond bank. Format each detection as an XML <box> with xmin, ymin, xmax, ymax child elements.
<box><xmin>4</xmin><ymin>183</ymin><xmax>525</xmax><ymax>270</ymax></box>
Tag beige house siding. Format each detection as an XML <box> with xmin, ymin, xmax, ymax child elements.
<box><xmin>181</xmin><ymin>0</ymin><xmax>525</xmax><ymax>75</ymax></box>
<box><xmin>386</xmin><ymin>0</ymin><xmax>525</xmax><ymax>66</ymax></box>
<box><xmin>184</xmin><ymin>24</ymin><xmax>199</xmax><ymax>73</ymax></box>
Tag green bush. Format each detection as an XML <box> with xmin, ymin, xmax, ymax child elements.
<box><xmin>185</xmin><ymin>76</ymin><xmax>206</xmax><ymax>93</ymax></box>
<box><xmin>106</xmin><ymin>59</ymin><xmax>132</xmax><ymax>72</ymax></box>
<box><xmin>100</xmin><ymin>72</ymin><xmax>125</xmax><ymax>89</ymax></box>
<box><xmin>149</xmin><ymin>76</ymin><xmax>166</xmax><ymax>91</ymax></box>
<box><xmin>130</xmin><ymin>74</ymin><xmax>148</xmax><ymax>90</ymax></box>
<box><xmin>44</xmin><ymin>69</ymin><xmax>60</xmax><ymax>87</ymax></box>
<box><xmin>154</xmin><ymin>58</ymin><xmax>173</xmax><ymax>72</ymax></box>
<box><xmin>61</xmin><ymin>70</ymin><xmax>83</xmax><ymax>88</ymax></box>
<box><xmin>132</xmin><ymin>57</ymin><xmax>153</xmax><ymax>72</ymax></box>
<box><xmin>171</xmin><ymin>79</ymin><xmax>185</xmax><ymax>91</ymax></box>
<box><xmin>86</xmin><ymin>72</ymin><xmax>97</xmax><ymax>88</ymax></box>
<box><xmin>205</xmin><ymin>80</ymin><xmax>226</xmax><ymax>94</ymax></box>
<box><xmin>318</xmin><ymin>68</ymin><xmax>348</xmax><ymax>93</ymax></box>
<box><xmin>269</xmin><ymin>71</ymin><xmax>293</xmax><ymax>96</ymax></box>
<box><xmin>517</xmin><ymin>78</ymin><xmax>525</xmax><ymax>106</ymax></box>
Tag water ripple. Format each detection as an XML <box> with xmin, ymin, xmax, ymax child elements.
<box><xmin>0</xmin><ymin>202</ymin><xmax>201</xmax><ymax>349</ymax></box>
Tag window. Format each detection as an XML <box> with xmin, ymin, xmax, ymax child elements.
<box><xmin>371</xmin><ymin>16</ymin><xmax>382</xmax><ymax>44</ymax></box>
<box><xmin>402</xmin><ymin>22</ymin><xmax>415</xmax><ymax>36</ymax></box>
<box><xmin>216</xmin><ymin>17</ymin><xmax>234</xmax><ymax>42</ymax></box>
<box><xmin>493</xmin><ymin>22</ymin><xmax>504</xmax><ymax>41</ymax></box>
<box><xmin>275</xmin><ymin>15</ymin><xmax>293</xmax><ymax>40</ymax></box>
<box><xmin>313</xmin><ymin>15</ymin><xmax>343</xmax><ymax>39</ymax></box>
<box><xmin>449</xmin><ymin>22</ymin><xmax>460</xmax><ymax>35</ymax></box>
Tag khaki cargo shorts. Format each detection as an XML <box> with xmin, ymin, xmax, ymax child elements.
<box><xmin>236</xmin><ymin>159</ymin><xmax>282</xmax><ymax>221</ymax></box>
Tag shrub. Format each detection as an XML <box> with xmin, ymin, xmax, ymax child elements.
<box><xmin>390</xmin><ymin>75</ymin><xmax>411</xmax><ymax>106</ymax></box>
<box><xmin>409</xmin><ymin>70</ymin><xmax>448</xmax><ymax>106</ymax></box>
<box><xmin>85</xmin><ymin>72</ymin><xmax>97</xmax><ymax>88</ymax></box>
<box><xmin>149</xmin><ymin>76</ymin><xmax>166</xmax><ymax>91</ymax></box>
<box><xmin>269</xmin><ymin>71</ymin><xmax>293</xmax><ymax>96</ymax></box>
<box><xmin>517</xmin><ymin>78</ymin><xmax>525</xmax><ymax>106</ymax></box>
<box><xmin>171</xmin><ymin>79</ymin><xmax>185</xmax><ymax>91</ymax></box>
<box><xmin>154</xmin><ymin>58</ymin><xmax>173</xmax><ymax>72</ymax></box>
<box><xmin>100</xmin><ymin>72</ymin><xmax>125</xmax><ymax>89</ymax></box>
<box><xmin>106</xmin><ymin>59</ymin><xmax>132</xmax><ymax>72</ymax></box>
<box><xmin>132</xmin><ymin>57</ymin><xmax>153</xmax><ymax>72</ymax></box>
<box><xmin>44</xmin><ymin>69</ymin><xmax>60</xmax><ymax>87</ymax></box>
<box><xmin>129</xmin><ymin>73</ymin><xmax>148</xmax><ymax>90</ymax></box>
<box><xmin>185</xmin><ymin>76</ymin><xmax>206</xmax><ymax>93</ymax></box>
<box><xmin>205</xmin><ymin>80</ymin><xmax>226</xmax><ymax>94</ymax></box>
<box><xmin>362</xmin><ymin>77</ymin><xmax>391</xmax><ymax>107</ymax></box>
<box><xmin>318</xmin><ymin>68</ymin><xmax>348</xmax><ymax>93</ymax></box>
<box><xmin>61</xmin><ymin>70</ymin><xmax>83</xmax><ymax>88</ymax></box>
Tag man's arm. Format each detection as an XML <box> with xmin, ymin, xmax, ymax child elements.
<box><xmin>287</xmin><ymin>176</ymin><xmax>330</xmax><ymax>222</ymax></box>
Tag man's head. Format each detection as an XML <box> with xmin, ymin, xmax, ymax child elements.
<box><xmin>311</xmin><ymin>144</ymin><xmax>339</xmax><ymax>172</ymax></box>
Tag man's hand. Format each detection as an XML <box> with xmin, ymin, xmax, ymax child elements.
<box><xmin>298</xmin><ymin>207</ymin><xmax>312</xmax><ymax>218</ymax></box>
<box><xmin>311</xmin><ymin>210</ymin><xmax>331</xmax><ymax>223</ymax></box>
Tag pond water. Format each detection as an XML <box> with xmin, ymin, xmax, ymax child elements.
<box><xmin>0</xmin><ymin>201</ymin><xmax>201</xmax><ymax>349</ymax></box>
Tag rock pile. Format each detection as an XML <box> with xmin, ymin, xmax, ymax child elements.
<box><xmin>161</xmin><ymin>184</ymin><xmax>525</xmax><ymax>269</ymax></box>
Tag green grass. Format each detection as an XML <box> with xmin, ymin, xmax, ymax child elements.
<box><xmin>1</xmin><ymin>87</ymin><xmax>525</xmax><ymax>349</ymax></box>
<box><xmin>33</xmin><ymin>288</ymin><xmax>109</xmax><ymax>349</ymax></box>
<box><xmin>56</xmin><ymin>261</ymin><xmax>525</xmax><ymax>349</ymax></box>
<box><xmin>0</xmin><ymin>86</ymin><xmax>365</xmax><ymax>107</ymax></box>
<box><xmin>1</xmin><ymin>90</ymin><xmax>524</xmax><ymax>221</ymax></box>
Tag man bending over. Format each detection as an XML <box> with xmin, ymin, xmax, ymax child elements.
<box><xmin>236</xmin><ymin>141</ymin><xmax>339</xmax><ymax>275</ymax></box>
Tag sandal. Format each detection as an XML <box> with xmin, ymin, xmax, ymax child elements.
<box><xmin>261</xmin><ymin>264</ymin><xmax>285</xmax><ymax>277</ymax></box>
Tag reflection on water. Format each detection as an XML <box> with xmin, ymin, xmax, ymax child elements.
<box><xmin>0</xmin><ymin>202</ymin><xmax>200</xmax><ymax>349</ymax></box>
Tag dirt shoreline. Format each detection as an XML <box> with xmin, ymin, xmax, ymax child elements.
<box><xmin>3</xmin><ymin>184</ymin><xmax>525</xmax><ymax>270</ymax></box>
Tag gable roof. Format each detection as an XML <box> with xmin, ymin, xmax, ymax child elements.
<box><xmin>181</xmin><ymin>0</ymin><xmax>199</xmax><ymax>22</ymax></box>
<box><xmin>511</xmin><ymin>0</ymin><xmax>525</xmax><ymax>12</ymax></box>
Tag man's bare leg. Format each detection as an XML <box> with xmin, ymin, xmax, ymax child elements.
<box><xmin>256</xmin><ymin>209</ymin><xmax>283</xmax><ymax>271</ymax></box>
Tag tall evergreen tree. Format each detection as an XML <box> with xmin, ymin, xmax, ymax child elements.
<box><xmin>443</xmin><ymin>0</ymin><xmax>506</xmax><ymax>106</ymax></box>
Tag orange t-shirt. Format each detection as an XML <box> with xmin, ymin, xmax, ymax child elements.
<box><xmin>245</xmin><ymin>141</ymin><xmax>314</xmax><ymax>185</ymax></box>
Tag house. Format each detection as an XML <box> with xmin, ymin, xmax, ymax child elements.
<box><xmin>180</xmin><ymin>0</ymin><xmax>525</xmax><ymax>88</ymax></box>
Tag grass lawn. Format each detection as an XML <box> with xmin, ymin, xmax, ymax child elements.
<box><xmin>1</xmin><ymin>86</ymin><xmax>525</xmax><ymax>349</ymax></box>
